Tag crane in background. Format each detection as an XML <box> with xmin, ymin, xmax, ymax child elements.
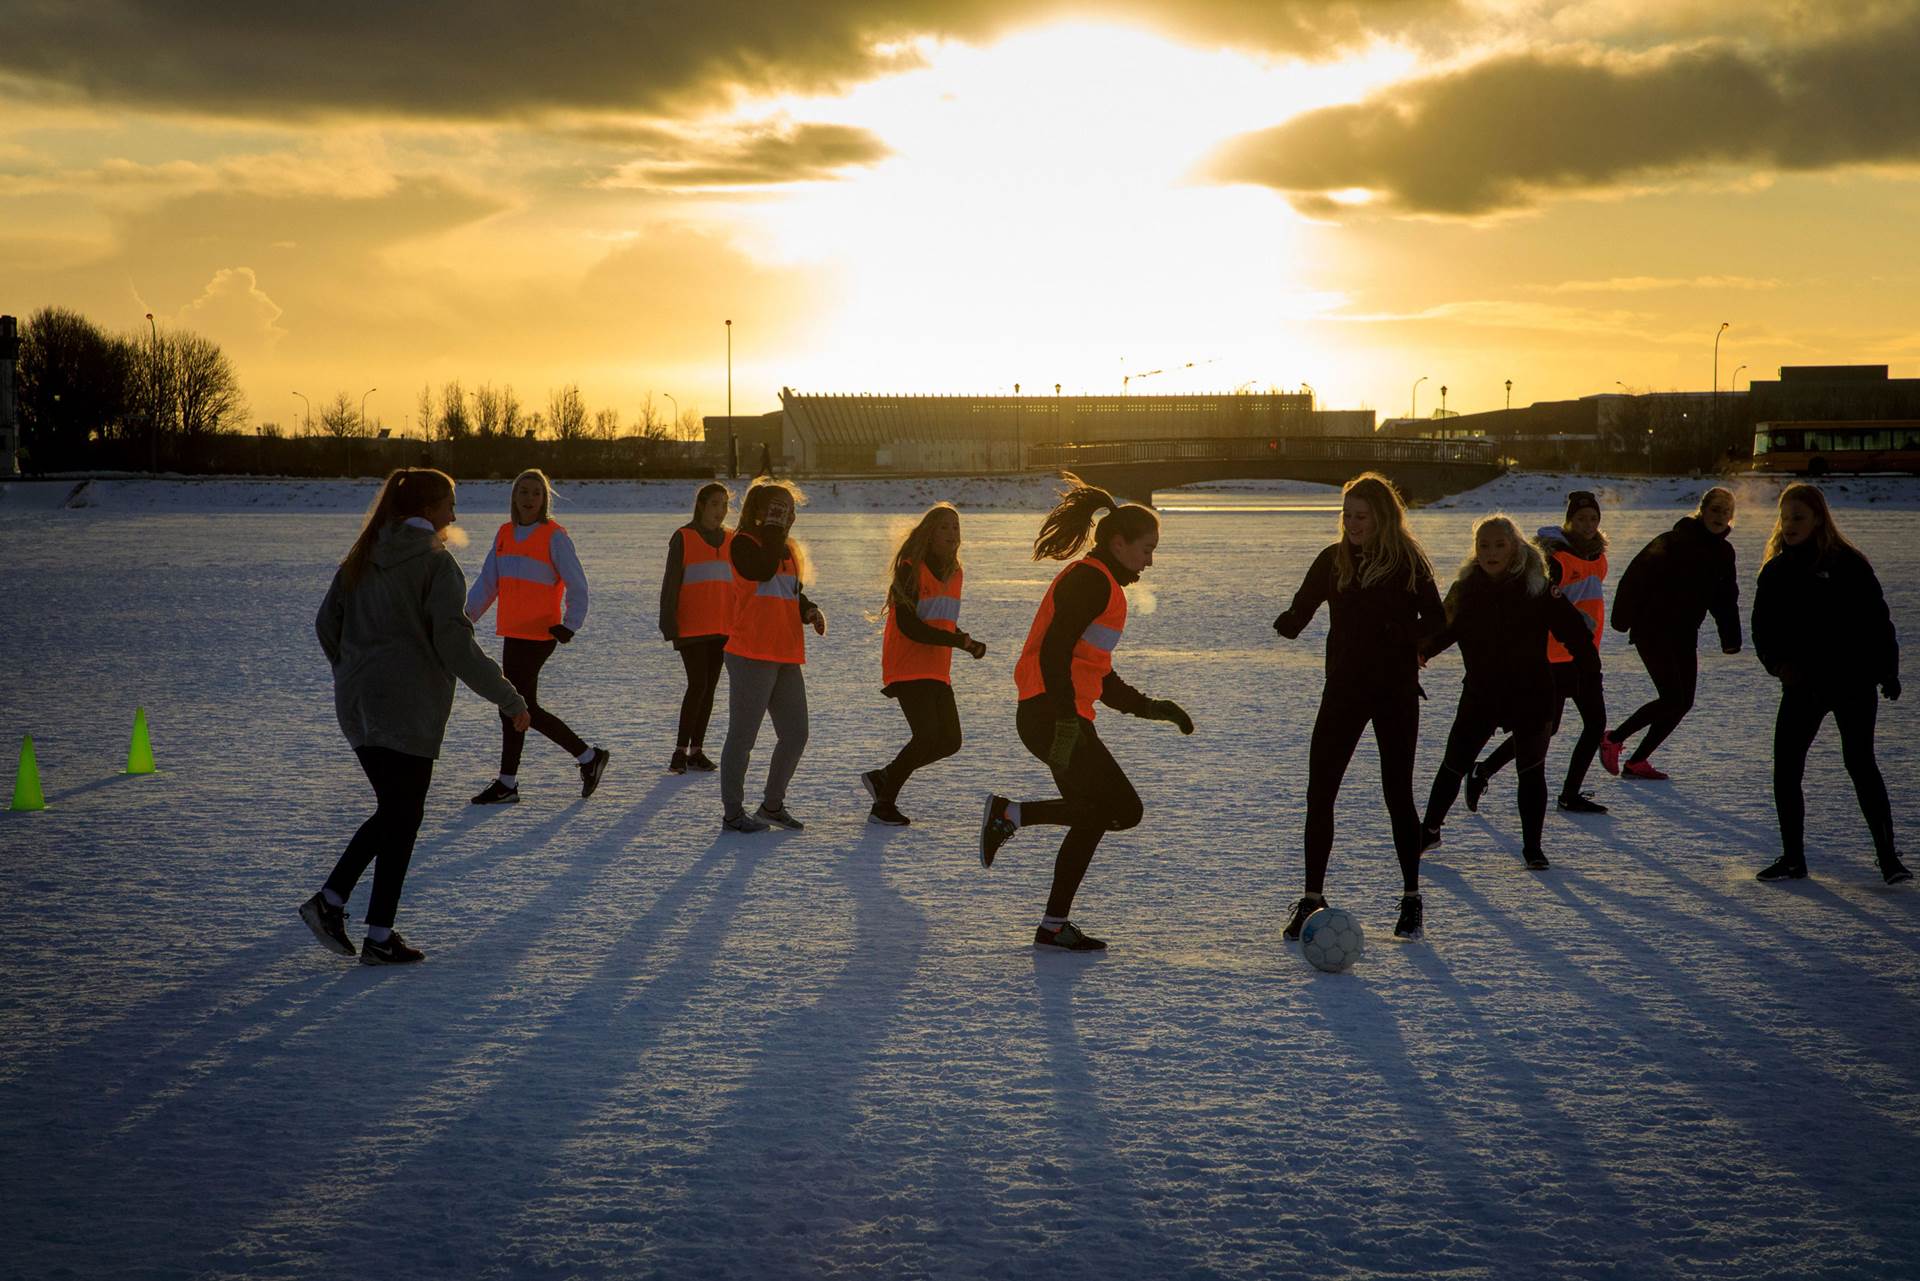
<box><xmin>1122</xmin><ymin>356</ymin><xmax>1219</xmax><ymax>395</ymax></box>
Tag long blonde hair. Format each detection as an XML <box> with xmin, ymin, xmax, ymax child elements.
<box><xmin>1693</xmin><ymin>485</ymin><xmax>1735</xmax><ymax>522</ymax></box>
<box><xmin>340</xmin><ymin>468</ymin><xmax>454</xmax><ymax>589</ymax></box>
<box><xmin>886</xmin><ymin>503</ymin><xmax>962</xmax><ymax>614</ymax></box>
<box><xmin>1763</xmin><ymin>483</ymin><xmax>1863</xmax><ymax>564</ymax></box>
<box><xmin>1335</xmin><ymin>471</ymin><xmax>1433</xmax><ymax>592</ymax></box>
<box><xmin>1032</xmin><ymin>471</ymin><xmax>1159</xmax><ymax>562</ymax></box>
<box><xmin>739</xmin><ymin>478</ymin><xmax>812</xmax><ymax>582</ymax></box>
<box><xmin>510</xmin><ymin>467</ymin><xmax>554</xmax><ymax>523</ymax></box>
<box><xmin>1458</xmin><ymin>513</ymin><xmax>1548</xmax><ymax>596</ymax></box>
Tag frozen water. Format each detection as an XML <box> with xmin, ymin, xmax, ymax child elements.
<box><xmin>2</xmin><ymin>475</ymin><xmax>1916</xmax><ymax>1279</ymax></box>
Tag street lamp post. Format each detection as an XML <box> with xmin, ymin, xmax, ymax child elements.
<box><xmin>1440</xmin><ymin>384</ymin><xmax>1449</xmax><ymax>416</ymax></box>
<box><xmin>145</xmin><ymin>313</ymin><xmax>159</xmax><ymax>473</ymax></box>
<box><xmin>1013</xmin><ymin>383</ymin><xmax>1021</xmax><ymax>472</ymax></box>
<box><xmin>1712</xmin><ymin>321</ymin><xmax>1730</xmax><ymax>450</ymax></box>
<box><xmin>663</xmin><ymin>392</ymin><xmax>679</xmax><ymax>439</ymax></box>
<box><xmin>353</xmin><ymin>387</ymin><xmax>376</xmax><ymax>477</ymax></box>
<box><xmin>1505</xmin><ymin>379</ymin><xmax>1512</xmax><ymax>412</ymax></box>
<box><xmin>293</xmin><ymin>391</ymin><xmax>311</xmax><ymax>437</ymax></box>
<box><xmin>725</xmin><ymin>319</ymin><xmax>735</xmax><ymax>479</ymax></box>
<box><xmin>1410</xmin><ymin>375</ymin><xmax>1427</xmax><ymax>420</ymax></box>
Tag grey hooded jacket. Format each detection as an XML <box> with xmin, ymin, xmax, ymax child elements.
<box><xmin>316</xmin><ymin>522</ymin><xmax>528</xmax><ymax>758</ymax></box>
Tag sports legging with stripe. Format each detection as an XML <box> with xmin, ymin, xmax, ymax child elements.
<box><xmin>1014</xmin><ymin>698</ymin><xmax>1142</xmax><ymax>919</ymax></box>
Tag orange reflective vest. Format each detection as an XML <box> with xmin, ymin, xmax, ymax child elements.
<box><xmin>725</xmin><ymin>532</ymin><xmax>805</xmax><ymax>665</ymax></box>
<box><xmin>882</xmin><ymin>563</ymin><xmax>963</xmax><ymax>686</ymax></box>
<box><xmin>676</xmin><ymin>526</ymin><xmax>735</xmax><ymax>640</ymax></box>
<box><xmin>1014</xmin><ymin>557</ymin><xmax>1127</xmax><ymax>721</ymax></box>
<box><xmin>493</xmin><ymin>520</ymin><xmax>567</xmax><ymax>641</ymax></box>
<box><xmin>1546</xmin><ymin>544</ymin><xmax>1608</xmax><ymax>663</ymax></box>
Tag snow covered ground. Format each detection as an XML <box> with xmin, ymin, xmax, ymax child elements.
<box><xmin>2</xmin><ymin>474</ymin><xmax>1917</xmax><ymax>1280</ymax></box>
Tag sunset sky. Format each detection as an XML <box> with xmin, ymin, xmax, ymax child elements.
<box><xmin>4</xmin><ymin>1</ymin><xmax>1917</xmax><ymax>431</ymax></box>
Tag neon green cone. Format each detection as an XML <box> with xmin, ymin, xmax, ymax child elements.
<box><xmin>10</xmin><ymin>734</ymin><xmax>45</xmax><ymax>811</ymax></box>
<box><xmin>126</xmin><ymin>708</ymin><xmax>157</xmax><ymax>775</ymax></box>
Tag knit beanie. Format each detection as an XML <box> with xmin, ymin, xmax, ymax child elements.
<box><xmin>1565</xmin><ymin>490</ymin><xmax>1600</xmax><ymax>523</ymax></box>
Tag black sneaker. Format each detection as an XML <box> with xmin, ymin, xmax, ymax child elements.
<box><xmin>1394</xmin><ymin>893</ymin><xmax>1425</xmax><ymax>939</ymax></box>
<box><xmin>757</xmin><ymin>803</ymin><xmax>804</xmax><ymax>830</ymax></box>
<box><xmin>1465</xmin><ymin>767</ymin><xmax>1488</xmax><ymax>813</ymax></box>
<box><xmin>1523</xmin><ymin>848</ymin><xmax>1550</xmax><ymax>871</ymax></box>
<box><xmin>1034</xmin><ymin>921</ymin><xmax>1106</xmax><ymax>951</ymax></box>
<box><xmin>470</xmin><ymin>779</ymin><xmax>519</xmax><ymax>805</ymax></box>
<box><xmin>360</xmin><ymin>931</ymin><xmax>424</xmax><ymax>965</ymax></box>
<box><xmin>579</xmin><ymin>747</ymin><xmax>610</xmax><ymax>799</ymax></box>
<box><xmin>298</xmin><ymin>892</ymin><xmax>356</xmax><ymax>957</ymax></box>
<box><xmin>1878</xmin><ymin>853</ymin><xmax>1912</xmax><ymax>885</ymax></box>
<box><xmin>669</xmin><ymin>749</ymin><xmax>688</xmax><ymax>775</ymax></box>
<box><xmin>723</xmin><ymin>810</ymin><xmax>770</xmax><ymax>833</ymax></box>
<box><xmin>1756</xmin><ymin>856</ymin><xmax>1808</xmax><ymax>882</ymax></box>
<box><xmin>1282</xmin><ymin>894</ymin><xmax>1326</xmax><ymax>941</ymax></box>
<box><xmin>980</xmin><ymin>794</ymin><xmax>1017</xmax><ymax>868</ymax></box>
<box><xmin>860</xmin><ymin>769</ymin><xmax>888</xmax><ymax>802</ymax></box>
<box><xmin>1418</xmin><ymin>824</ymin><xmax>1443</xmax><ymax>854</ymax></box>
<box><xmin>1557</xmin><ymin>792</ymin><xmax>1608</xmax><ymax>814</ymax></box>
<box><xmin>868</xmin><ymin>802</ymin><xmax>911</xmax><ymax>827</ymax></box>
<box><xmin>686</xmin><ymin>750</ymin><xmax>718</xmax><ymax>772</ymax></box>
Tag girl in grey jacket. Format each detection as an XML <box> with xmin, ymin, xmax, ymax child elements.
<box><xmin>300</xmin><ymin>468</ymin><xmax>530</xmax><ymax>965</ymax></box>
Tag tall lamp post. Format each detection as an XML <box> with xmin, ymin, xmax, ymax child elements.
<box><xmin>1410</xmin><ymin>375</ymin><xmax>1427</xmax><ymax>420</ymax></box>
<box><xmin>145</xmin><ymin>312</ymin><xmax>159</xmax><ymax>473</ymax></box>
<box><xmin>292</xmin><ymin>391</ymin><xmax>310</xmax><ymax>436</ymax></box>
<box><xmin>1013</xmin><ymin>383</ymin><xmax>1021</xmax><ymax>472</ymax></box>
<box><xmin>1504</xmin><ymin>379</ymin><xmax>1512</xmax><ymax>412</ymax></box>
<box><xmin>725</xmin><ymin>319</ymin><xmax>734</xmax><ymax>478</ymax></box>
<box><xmin>1712</xmin><ymin>321</ymin><xmax>1730</xmax><ymax>449</ymax></box>
<box><xmin>353</xmin><ymin>387</ymin><xmax>376</xmax><ymax>477</ymax></box>
<box><xmin>663</xmin><ymin>391</ymin><xmax>679</xmax><ymax>440</ymax></box>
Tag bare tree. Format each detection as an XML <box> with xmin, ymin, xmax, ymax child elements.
<box><xmin>18</xmin><ymin>307</ymin><xmax>135</xmax><ymax>466</ymax></box>
<box><xmin>521</xmin><ymin>411</ymin><xmax>547</xmax><ymax>440</ymax></box>
<box><xmin>438</xmin><ymin>379</ymin><xmax>470</xmax><ymax>439</ymax></box>
<box><xmin>472</xmin><ymin>382</ymin><xmax>503</xmax><ymax>437</ymax></box>
<box><xmin>549</xmin><ymin>384</ymin><xmax>589</xmax><ymax>442</ymax></box>
<box><xmin>416</xmin><ymin>384</ymin><xmax>434</xmax><ymax>440</ymax></box>
<box><xmin>677</xmin><ymin>406</ymin><xmax>703</xmax><ymax>441</ymax></box>
<box><xmin>320</xmin><ymin>390</ymin><xmax>362</xmax><ymax>438</ymax></box>
<box><xmin>591</xmin><ymin>407</ymin><xmax>621</xmax><ymax>442</ymax></box>
<box><xmin>163</xmin><ymin>330</ymin><xmax>247</xmax><ymax>437</ymax></box>
<box><xmin>635</xmin><ymin>390</ymin><xmax>669</xmax><ymax>440</ymax></box>
<box><xmin>500</xmin><ymin>384</ymin><xmax>523</xmax><ymax>439</ymax></box>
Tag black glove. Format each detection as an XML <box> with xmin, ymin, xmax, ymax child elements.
<box><xmin>1047</xmin><ymin>718</ymin><xmax>1082</xmax><ymax>773</ymax></box>
<box><xmin>1272</xmin><ymin>614</ymin><xmax>1286</xmax><ymax>635</ymax></box>
<box><xmin>1147</xmin><ymin>699</ymin><xmax>1194</xmax><ymax>734</ymax></box>
<box><xmin>549</xmin><ymin>624</ymin><xmax>574</xmax><ymax>644</ymax></box>
<box><xmin>963</xmin><ymin>636</ymin><xmax>987</xmax><ymax>660</ymax></box>
<box><xmin>1884</xmin><ymin>676</ymin><xmax>1902</xmax><ymax>702</ymax></box>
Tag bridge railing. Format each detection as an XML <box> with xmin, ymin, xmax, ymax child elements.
<box><xmin>1025</xmin><ymin>434</ymin><xmax>1501</xmax><ymax>469</ymax></box>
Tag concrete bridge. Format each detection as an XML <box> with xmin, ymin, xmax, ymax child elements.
<box><xmin>1023</xmin><ymin>435</ymin><xmax>1506</xmax><ymax>505</ymax></box>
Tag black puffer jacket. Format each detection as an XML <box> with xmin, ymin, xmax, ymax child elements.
<box><xmin>1610</xmin><ymin>516</ymin><xmax>1741</xmax><ymax>650</ymax></box>
<box><xmin>1752</xmin><ymin>541</ymin><xmax>1898</xmax><ymax>689</ymax></box>
<box><xmin>1424</xmin><ymin>568</ymin><xmax>1600</xmax><ymax>731</ymax></box>
<box><xmin>1275</xmin><ymin>542</ymin><xmax>1446</xmax><ymax>698</ymax></box>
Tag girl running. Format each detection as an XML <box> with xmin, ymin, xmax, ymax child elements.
<box><xmin>466</xmin><ymin>468</ymin><xmax>608</xmax><ymax>804</ymax></box>
<box><xmin>659</xmin><ymin>481</ymin><xmax>733</xmax><ymax>774</ymax></box>
<box><xmin>862</xmin><ymin>503</ymin><xmax>988</xmax><ymax>826</ymax></box>
<box><xmin>1601</xmin><ymin>486</ymin><xmax>1741</xmax><ymax>780</ymax></box>
<box><xmin>979</xmin><ymin>475</ymin><xmax>1193</xmax><ymax>952</ymax></box>
<box><xmin>1273</xmin><ymin>471</ymin><xmax>1443</xmax><ymax>940</ymax></box>
<box><xmin>1472</xmin><ymin>490</ymin><xmax>1612</xmax><ymax>814</ymax></box>
<box><xmin>1418</xmin><ymin>515</ymin><xmax>1600</xmax><ymax>871</ymax></box>
<box><xmin>303</xmin><ymin>468</ymin><xmax>530</xmax><ymax>965</ymax></box>
<box><xmin>720</xmin><ymin>479</ymin><xmax>825</xmax><ymax>833</ymax></box>
<box><xmin>1752</xmin><ymin>485</ymin><xmax>1908</xmax><ymax>884</ymax></box>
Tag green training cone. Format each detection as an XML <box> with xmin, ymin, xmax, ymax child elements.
<box><xmin>10</xmin><ymin>734</ymin><xmax>46</xmax><ymax>811</ymax></box>
<box><xmin>126</xmin><ymin>707</ymin><xmax>157</xmax><ymax>776</ymax></box>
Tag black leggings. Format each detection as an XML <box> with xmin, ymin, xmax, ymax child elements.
<box><xmin>1426</xmin><ymin>701</ymin><xmax>1553</xmax><ymax>854</ymax></box>
<box><xmin>324</xmin><ymin>746</ymin><xmax>434</xmax><ymax>929</ymax></box>
<box><xmin>500</xmin><ymin>636</ymin><xmax>588</xmax><ymax>774</ymax></box>
<box><xmin>1482</xmin><ymin>665</ymin><xmax>1606</xmax><ymax>797</ymax></box>
<box><xmin>1774</xmin><ymin>682</ymin><xmax>1895</xmax><ymax>862</ymax></box>
<box><xmin>676</xmin><ymin>636</ymin><xmax>727</xmax><ymax>750</ymax></box>
<box><xmin>1611</xmin><ymin>635</ymin><xmax>1697</xmax><ymax>762</ymax></box>
<box><xmin>1304</xmin><ymin>687</ymin><xmax>1423</xmax><ymax>895</ymax></box>
<box><xmin>1015</xmin><ymin>699</ymin><xmax>1143</xmax><ymax>920</ymax></box>
<box><xmin>879</xmin><ymin>680</ymin><xmax>962</xmax><ymax>801</ymax></box>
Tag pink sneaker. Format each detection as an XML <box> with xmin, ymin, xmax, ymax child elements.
<box><xmin>1622</xmin><ymin>759</ymin><xmax>1669</xmax><ymax>781</ymax></box>
<box><xmin>1599</xmin><ymin>734</ymin><xmax>1624</xmax><ymax>776</ymax></box>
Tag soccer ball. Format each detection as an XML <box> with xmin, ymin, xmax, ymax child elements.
<box><xmin>1300</xmin><ymin>907</ymin><xmax>1364</xmax><ymax>973</ymax></box>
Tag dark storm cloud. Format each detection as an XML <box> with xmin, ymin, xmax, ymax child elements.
<box><xmin>0</xmin><ymin>0</ymin><xmax>1452</xmax><ymax>119</ymax></box>
<box><xmin>577</xmin><ymin>120</ymin><xmax>891</xmax><ymax>187</ymax></box>
<box><xmin>1208</xmin><ymin>9</ymin><xmax>1920</xmax><ymax>216</ymax></box>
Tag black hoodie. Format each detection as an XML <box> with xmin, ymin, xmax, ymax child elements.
<box><xmin>1275</xmin><ymin>542</ymin><xmax>1446</xmax><ymax>698</ymax></box>
<box><xmin>1424</xmin><ymin>568</ymin><xmax>1600</xmax><ymax>731</ymax></box>
<box><xmin>1610</xmin><ymin>516</ymin><xmax>1741</xmax><ymax>651</ymax></box>
<box><xmin>1752</xmin><ymin>540</ymin><xmax>1898</xmax><ymax>689</ymax></box>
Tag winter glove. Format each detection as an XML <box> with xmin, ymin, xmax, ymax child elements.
<box><xmin>805</xmin><ymin>606</ymin><xmax>827</xmax><ymax>636</ymax></box>
<box><xmin>1146</xmin><ymin>699</ymin><xmax>1194</xmax><ymax>735</ymax></box>
<box><xmin>549</xmin><ymin>625</ymin><xmax>575</xmax><ymax>644</ymax></box>
<box><xmin>962</xmin><ymin>635</ymin><xmax>987</xmax><ymax>660</ymax></box>
<box><xmin>1047</xmin><ymin>718</ymin><xmax>1082</xmax><ymax>773</ymax></box>
<box><xmin>1884</xmin><ymin>677</ymin><xmax>1902</xmax><ymax>702</ymax></box>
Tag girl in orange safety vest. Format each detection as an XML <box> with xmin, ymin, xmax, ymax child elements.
<box><xmin>659</xmin><ymin>481</ymin><xmax>734</xmax><ymax>774</ymax></box>
<box><xmin>1470</xmin><ymin>490</ymin><xmax>1612</xmax><ymax>814</ymax></box>
<box><xmin>719</xmin><ymin>479</ymin><xmax>826</xmax><ymax>833</ymax></box>
<box><xmin>465</xmin><ymin>469</ymin><xmax>609</xmax><ymax>805</ymax></box>
<box><xmin>860</xmin><ymin>503</ymin><xmax>988</xmax><ymax>826</ymax></box>
<box><xmin>980</xmin><ymin>474</ymin><xmax>1193</xmax><ymax>952</ymax></box>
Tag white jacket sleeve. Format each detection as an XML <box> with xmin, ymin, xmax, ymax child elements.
<box><xmin>550</xmin><ymin>530</ymin><xmax>590</xmax><ymax>633</ymax></box>
<box><xmin>466</xmin><ymin>542</ymin><xmax>500</xmax><ymax>621</ymax></box>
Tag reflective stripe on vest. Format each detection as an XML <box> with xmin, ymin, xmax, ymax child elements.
<box><xmin>1546</xmin><ymin>546</ymin><xmax>1608</xmax><ymax>663</ymax></box>
<box><xmin>725</xmin><ymin>533</ymin><xmax>805</xmax><ymax>664</ymax></box>
<box><xmin>882</xmin><ymin>563</ymin><xmax>963</xmax><ymax>686</ymax></box>
<box><xmin>675</xmin><ymin>527</ymin><xmax>735</xmax><ymax>639</ymax></box>
<box><xmin>494</xmin><ymin>520</ymin><xmax>566</xmax><ymax>640</ymax></box>
<box><xmin>1014</xmin><ymin>557</ymin><xmax>1127</xmax><ymax>721</ymax></box>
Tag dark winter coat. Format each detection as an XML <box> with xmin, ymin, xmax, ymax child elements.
<box><xmin>1752</xmin><ymin>540</ymin><xmax>1899</xmax><ymax>690</ymax></box>
<box><xmin>1423</xmin><ymin>568</ymin><xmax>1600</xmax><ymax>731</ymax></box>
<box><xmin>1274</xmin><ymin>542</ymin><xmax>1446</xmax><ymax>699</ymax></box>
<box><xmin>1610</xmin><ymin>516</ymin><xmax>1741</xmax><ymax>651</ymax></box>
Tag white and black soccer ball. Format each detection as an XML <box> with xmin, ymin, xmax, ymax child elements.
<box><xmin>1300</xmin><ymin>907</ymin><xmax>1364</xmax><ymax>973</ymax></box>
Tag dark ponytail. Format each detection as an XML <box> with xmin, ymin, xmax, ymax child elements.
<box><xmin>1031</xmin><ymin>471</ymin><xmax>1159</xmax><ymax>562</ymax></box>
<box><xmin>340</xmin><ymin>467</ymin><xmax>455</xmax><ymax>588</ymax></box>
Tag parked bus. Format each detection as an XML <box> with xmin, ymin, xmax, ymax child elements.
<box><xmin>1750</xmin><ymin>421</ymin><xmax>1920</xmax><ymax>476</ymax></box>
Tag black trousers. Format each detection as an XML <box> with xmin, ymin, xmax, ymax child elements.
<box><xmin>880</xmin><ymin>679</ymin><xmax>962</xmax><ymax>801</ymax></box>
<box><xmin>499</xmin><ymin>636</ymin><xmax>588</xmax><ymax>774</ymax></box>
<box><xmin>1427</xmin><ymin>699</ymin><xmax>1553</xmax><ymax>854</ymax></box>
<box><xmin>676</xmin><ymin>636</ymin><xmax>728</xmax><ymax>750</ymax></box>
<box><xmin>1774</xmin><ymin>682</ymin><xmax>1895</xmax><ymax>863</ymax></box>
<box><xmin>1304</xmin><ymin>686</ymin><xmax>1423</xmax><ymax>895</ymax></box>
<box><xmin>1611</xmin><ymin>634</ymin><xmax>1697</xmax><ymax>762</ymax></box>
<box><xmin>324</xmin><ymin>746</ymin><xmax>434</xmax><ymax>929</ymax></box>
<box><xmin>1015</xmin><ymin>699</ymin><xmax>1143</xmax><ymax>920</ymax></box>
<box><xmin>1482</xmin><ymin>664</ymin><xmax>1606</xmax><ymax>797</ymax></box>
